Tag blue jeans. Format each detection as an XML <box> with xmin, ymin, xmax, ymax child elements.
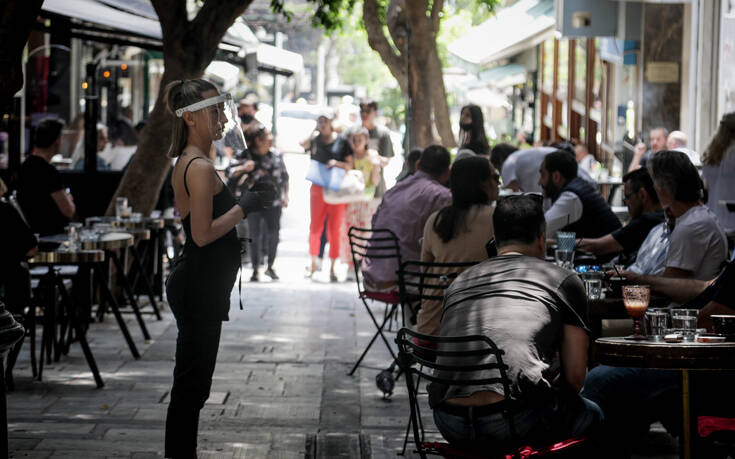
<box><xmin>433</xmin><ymin>389</ymin><xmax>602</xmax><ymax>455</ymax></box>
<box><xmin>582</xmin><ymin>366</ymin><xmax>680</xmax><ymax>457</ymax></box>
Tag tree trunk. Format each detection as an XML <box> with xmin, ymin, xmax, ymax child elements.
<box><xmin>106</xmin><ymin>0</ymin><xmax>253</xmax><ymax>216</ymax></box>
<box><xmin>0</xmin><ymin>0</ymin><xmax>44</xmax><ymax>112</ymax></box>
<box><xmin>405</xmin><ymin>0</ymin><xmax>434</xmax><ymax>148</ymax></box>
<box><xmin>428</xmin><ymin>47</ymin><xmax>456</xmax><ymax>148</ymax></box>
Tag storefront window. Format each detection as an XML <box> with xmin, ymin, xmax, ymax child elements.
<box><xmin>557</xmin><ymin>39</ymin><xmax>569</xmax><ymax>100</ymax></box>
<box><xmin>592</xmin><ymin>39</ymin><xmax>603</xmax><ymax>112</ymax></box>
<box><xmin>543</xmin><ymin>39</ymin><xmax>554</xmax><ymax>93</ymax></box>
<box><xmin>575</xmin><ymin>40</ymin><xmax>587</xmax><ymax>102</ymax></box>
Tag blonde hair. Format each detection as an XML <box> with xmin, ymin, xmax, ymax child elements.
<box><xmin>702</xmin><ymin>112</ymin><xmax>735</xmax><ymax>166</ymax></box>
<box><xmin>163</xmin><ymin>79</ymin><xmax>218</xmax><ymax>158</ymax></box>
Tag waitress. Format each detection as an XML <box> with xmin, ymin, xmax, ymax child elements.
<box><xmin>163</xmin><ymin>79</ymin><xmax>273</xmax><ymax>458</ymax></box>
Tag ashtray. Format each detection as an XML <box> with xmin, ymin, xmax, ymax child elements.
<box><xmin>696</xmin><ymin>333</ymin><xmax>727</xmax><ymax>343</ymax></box>
<box><xmin>664</xmin><ymin>333</ymin><xmax>683</xmax><ymax>343</ymax></box>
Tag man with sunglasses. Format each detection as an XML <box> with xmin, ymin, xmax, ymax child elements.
<box><xmin>578</xmin><ymin>168</ymin><xmax>664</xmax><ymax>265</ymax></box>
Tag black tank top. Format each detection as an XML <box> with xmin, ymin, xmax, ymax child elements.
<box><xmin>174</xmin><ymin>156</ymin><xmax>240</xmax><ymax>320</ymax></box>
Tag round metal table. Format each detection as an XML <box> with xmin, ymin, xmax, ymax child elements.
<box><xmin>594</xmin><ymin>337</ymin><xmax>735</xmax><ymax>459</ymax></box>
<box><xmin>86</xmin><ymin>216</ymin><xmax>165</xmax><ymax>230</ymax></box>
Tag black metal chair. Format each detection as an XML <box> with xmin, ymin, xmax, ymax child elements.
<box><xmin>394</xmin><ymin>260</ymin><xmax>479</xmax><ymax>451</ymax></box>
<box><xmin>347</xmin><ymin>227</ymin><xmax>405</xmax><ymax>376</ymax></box>
<box><xmin>395</xmin><ymin>328</ymin><xmax>586</xmax><ymax>459</ymax></box>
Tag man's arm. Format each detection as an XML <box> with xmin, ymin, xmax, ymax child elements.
<box><xmin>50</xmin><ymin>189</ymin><xmax>75</xmax><ymax>219</ymax></box>
<box><xmin>662</xmin><ymin>266</ymin><xmax>693</xmax><ymax>279</ymax></box>
<box><xmin>544</xmin><ymin>192</ymin><xmax>583</xmax><ymax>237</ymax></box>
<box><xmin>560</xmin><ymin>324</ymin><xmax>589</xmax><ymax>392</ymax></box>
<box><xmin>622</xmin><ymin>270</ymin><xmax>710</xmax><ymax>303</ymax></box>
<box><xmin>578</xmin><ymin>234</ymin><xmax>623</xmax><ymax>256</ymax></box>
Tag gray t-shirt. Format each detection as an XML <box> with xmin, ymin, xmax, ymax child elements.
<box><xmin>666</xmin><ymin>205</ymin><xmax>728</xmax><ymax>280</ymax></box>
<box><xmin>428</xmin><ymin>254</ymin><xmax>588</xmax><ymax>407</ymax></box>
<box><xmin>368</xmin><ymin>125</ymin><xmax>394</xmax><ymax>198</ymax></box>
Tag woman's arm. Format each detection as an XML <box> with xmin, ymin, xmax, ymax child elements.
<box><xmin>187</xmin><ymin>160</ymin><xmax>244</xmax><ymax>247</ymax></box>
<box><xmin>327</xmin><ymin>155</ymin><xmax>354</xmax><ymax>170</ymax></box>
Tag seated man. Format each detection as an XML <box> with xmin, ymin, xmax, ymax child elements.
<box><xmin>648</xmin><ymin>150</ymin><xmax>727</xmax><ymax>280</ymax></box>
<box><xmin>361</xmin><ymin>145</ymin><xmax>451</xmax><ymax>289</ymax></box>
<box><xmin>17</xmin><ymin>117</ymin><xmax>75</xmax><ymax>235</ymax></box>
<box><xmin>539</xmin><ymin>151</ymin><xmax>622</xmax><ymax>238</ymax></box>
<box><xmin>578</xmin><ymin>168</ymin><xmax>664</xmax><ymax>265</ymax></box>
<box><xmin>429</xmin><ymin>195</ymin><xmax>602</xmax><ymax>455</ymax></box>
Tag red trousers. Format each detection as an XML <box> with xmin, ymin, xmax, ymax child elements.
<box><xmin>309</xmin><ymin>185</ymin><xmax>346</xmax><ymax>259</ymax></box>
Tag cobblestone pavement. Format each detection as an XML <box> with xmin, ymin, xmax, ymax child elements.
<box><xmin>7</xmin><ymin>154</ymin><xmax>677</xmax><ymax>458</ymax></box>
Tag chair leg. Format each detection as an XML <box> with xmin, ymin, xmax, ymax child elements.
<box><xmin>93</xmin><ymin>264</ymin><xmax>140</xmax><ymax>359</ymax></box>
<box><xmin>129</xmin><ymin>245</ymin><xmax>162</xmax><ymax>320</ymax></box>
<box><xmin>349</xmin><ymin>302</ymin><xmax>399</xmax><ymax>376</ymax></box>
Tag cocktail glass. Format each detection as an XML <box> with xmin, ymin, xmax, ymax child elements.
<box><xmin>623</xmin><ymin>285</ymin><xmax>650</xmax><ymax>340</ymax></box>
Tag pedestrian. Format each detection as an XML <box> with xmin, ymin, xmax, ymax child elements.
<box><xmin>241</xmin><ymin>123</ymin><xmax>290</xmax><ymax>281</ymax></box>
<box><xmin>457</xmin><ymin>104</ymin><xmax>490</xmax><ymax>156</ymax></box>
<box><xmin>163</xmin><ymin>78</ymin><xmax>273</xmax><ymax>459</ymax></box>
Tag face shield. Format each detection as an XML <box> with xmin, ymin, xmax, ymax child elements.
<box><xmin>176</xmin><ymin>93</ymin><xmax>246</xmax><ymax>152</ymax></box>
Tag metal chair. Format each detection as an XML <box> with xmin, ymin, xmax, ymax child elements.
<box><xmin>395</xmin><ymin>328</ymin><xmax>585</xmax><ymax>459</ymax></box>
<box><xmin>347</xmin><ymin>227</ymin><xmax>404</xmax><ymax>376</ymax></box>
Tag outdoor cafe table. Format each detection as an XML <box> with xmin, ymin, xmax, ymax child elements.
<box><xmin>594</xmin><ymin>337</ymin><xmax>735</xmax><ymax>459</ymax></box>
<box><xmin>28</xmin><ymin>249</ymin><xmax>108</xmax><ymax>387</ymax></box>
<box><xmin>39</xmin><ymin>232</ymin><xmax>150</xmax><ymax>343</ymax></box>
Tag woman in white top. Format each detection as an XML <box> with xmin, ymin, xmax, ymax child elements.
<box><xmin>702</xmin><ymin>112</ymin><xmax>735</xmax><ymax>233</ymax></box>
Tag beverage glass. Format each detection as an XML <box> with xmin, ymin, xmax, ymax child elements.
<box><xmin>555</xmin><ymin>249</ymin><xmax>575</xmax><ymax>270</ymax></box>
<box><xmin>623</xmin><ymin>285</ymin><xmax>650</xmax><ymax>340</ymax></box>
<box><xmin>645</xmin><ymin>310</ymin><xmax>668</xmax><ymax>341</ymax></box>
<box><xmin>115</xmin><ymin>197</ymin><xmax>128</xmax><ymax>219</ymax></box>
<box><xmin>585</xmin><ymin>278</ymin><xmax>602</xmax><ymax>300</ymax></box>
<box><xmin>556</xmin><ymin>231</ymin><xmax>577</xmax><ymax>252</ymax></box>
<box><xmin>671</xmin><ymin>309</ymin><xmax>699</xmax><ymax>341</ymax></box>
<box><xmin>66</xmin><ymin>222</ymin><xmax>83</xmax><ymax>251</ymax></box>
<box><xmin>130</xmin><ymin>212</ymin><xmax>142</xmax><ymax>222</ymax></box>
<box><xmin>120</xmin><ymin>206</ymin><xmax>132</xmax><ymax>219</ymax></box>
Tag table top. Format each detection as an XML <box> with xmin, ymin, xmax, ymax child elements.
<box><xmin>594</xmin><ymin>336</ymin><xmax>735</xmax><ymax>370</ymax></box>
<box><xmin>86</xmin><ymin>216</ymin><xmax>165</xmax><ymax>229</ymax></box>
<box><xmin>40</xmin><ymin>232</ymin><xmax>134</xmax><ymax>250</ymax></box>
<box><xmin>29</xmin><ymin>250</ymin><xmax>105</xmax><ymax>264</ymax></box>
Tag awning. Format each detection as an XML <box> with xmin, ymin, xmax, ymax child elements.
<box><xmin>42</xmin><ymin>0</ymin><xmax>258</xmax><ymax>53</ymax></box>
<box><xmin>448</xmin><ymin>0</ymin><xmax>555</xmax><ymax>66</ymax></box>
<box><xmin>478</xmin><ymin>63</ymin><xmax>527</xmax><ymax>88</ymax></box>
<box><xmin>205</xmin><ymin>61</ymin><xmax>241</xmax><ymax>91</ymax></box>
<box><xmin>256</xmin><ymin>43</ymin><xmax>303</xmax><ymax>76</ymax></box>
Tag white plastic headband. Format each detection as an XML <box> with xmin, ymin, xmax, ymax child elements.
<box><xmin>175</xmin><ymin>93</ymin><xmax>232</xmax><ymax>118</ymax></box>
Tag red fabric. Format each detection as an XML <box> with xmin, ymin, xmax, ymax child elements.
<box><xmin>309</xmin><ymin>184</ymin><xmax>346</xmax><ymax>259</ymax></box>
<box><xmin>361</xmin><ymin>290</ymin><xmax>401</xmax><ymax>304</ymax></box>
<box><xmin>412</xmin><ymin>337</ymin><xmax>439</xmax><ymax>350</ymax></box>
<box><xmin>420</xmin><ymin>437</ymin><xmax>585</xmax><ymax>459</ymax></box>
<box><xmin>698</xmin><ymin>416</ymin><xmax>735</xmax><ymax>438</ymax></box>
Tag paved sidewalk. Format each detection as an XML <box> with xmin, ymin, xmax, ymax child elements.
<box><xmin>8</xmin><ymin>154</ymin><xmax>431</xmax><ymax>458</ymax></box>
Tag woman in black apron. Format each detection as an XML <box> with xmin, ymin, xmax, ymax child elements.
<box><xmin>162</xmin><ymin>79</ymin><xmax>273</xmax><ymax>458</ymax></box>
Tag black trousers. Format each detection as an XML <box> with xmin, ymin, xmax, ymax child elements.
<box><xmin>248</xmin><ymin>206</ymin><xmax>281</xmax><ymax>268</ymax></box>
<box><xmin>164</xmin><ymin>317</ymin><xmax>222</xmax><ymax>458</ymax></box>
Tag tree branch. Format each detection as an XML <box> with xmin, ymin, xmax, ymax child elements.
<box><xmin>430</xmin><ymin>0</ymin><xmax>444</xmax><ymax>35</ymax></box>
<box><xmin>192</xmin><ymin>0</ymin><xmax>255</xmax><ymax>53</ymax></box>
<box><xmin>363</xmin><ymin>0</ymin><xmax>406</xmax><ymax>83</ymax></box>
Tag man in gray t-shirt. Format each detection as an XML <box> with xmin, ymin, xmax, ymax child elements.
<box><xmin>429</xmin><ymin>195</ymin><xmax>601</xmax><ymax>454</ymax></box>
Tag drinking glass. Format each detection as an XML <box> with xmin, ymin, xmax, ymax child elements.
<box><xmin>671</xmin><ymin>309</ymin><xmax>699</xmax><ymax>341</ymax></box>
<box><xmin>115</xmin><ymin>197</ymin><xmax>128</xmax><ymax>219</ymax></box>
<box><xmin>645</xmin><ymin>310</ymin><xmax>668</xmax><ymax>341</ymax></box>
<box><xmin>623</xmin><ymin>285</ymin><xmax>650</xmax><ymax>340</ymax></box>
<box><xmin>555</xmin><ymin>249</ymin><xmax>575</xmax><ymax>269</ymax></box>
<box><xmin>556</xmin><ymin>231</ymin><xmax>577</xmax><ymax>252</ymax></box>
<box><xmin>585</xmin><ymin>278</ymin><xmax>602</xmax><ymax>300</ymax></box>
<box><xmin>66</xmin><ymin>222</ymin><xmax>83</xmax><ymax>251</ymax></box>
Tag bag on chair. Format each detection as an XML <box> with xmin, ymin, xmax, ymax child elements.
<box><xmin>323</xmin><ymin>169</ymin><xmax>366</xmax><ymax>204</ymax></box>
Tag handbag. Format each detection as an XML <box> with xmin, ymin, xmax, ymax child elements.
<box><xmin>305</xmin><ymin>159</ymin><xmax>345</xmax><ymax>191</ymax></box>
<box><xmin>323</xmin><ymin>169</ymin><xmax>367</xmax><ymax>204</ymax></box>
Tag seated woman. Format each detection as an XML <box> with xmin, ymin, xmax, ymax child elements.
<box><xmin>417</xmin><ymin>156</ymin><xmax>499</xmax><ymax>335</ymax></box>
<box><xmin>0</xmin><ymin>178</ymin><xmax>38</xmax><ymax>311</ymax></box>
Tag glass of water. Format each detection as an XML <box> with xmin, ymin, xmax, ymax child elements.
<box><xmin>585</xmin><ymin>278</ymin><xmax>602</xmax><ymax>300</ymax></box>
<box><xmin>115</xmin><ymin>197</ymin><xmax>129</xmax><ymax>219</ymax></box>
<box><xmin>671</xmin><ymin>309</ymin><xmax>699</xmax><ymax>341</ymax></box>
<box><xmin>66</xmin><ymin>222</ymin><xmax>83</xmax><ymax>251</ymax></box>
<box><xmin>555</xmin><ymin>249</ymin><xmax>575</xmax><ymax>269</ymax></box>
<box><xmin>645</xmin><ymin>310</ymin><xmax>669</xmax><ymax>341</ymax></box>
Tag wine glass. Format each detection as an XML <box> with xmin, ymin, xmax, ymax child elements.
<box><xmin>623</xmin><ymin>285</ymin><xmax>650</xmax><ymax>340</ymax></box>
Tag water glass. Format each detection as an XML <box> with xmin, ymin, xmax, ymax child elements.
<box><xmin>115</xmin><ymin>197</ymin><xmax>128</xmax><ymax>219</ymax></box>
<box><xmin>671</xmin><ymin>309</ymin><xmax>699</xmax><ymax>341</ymax></box>
<box><xmin>66</xmin><ymin>222</ymin><xmax>83</xmax><ymax>251</ymax></box>
<box><xmin>585</xmin><ymin>278</ymin><xmax>602</xmax><ymax>300</ymax></box>
<box><xmin>645</xmin><ymin>310</ymin><xmax>669</xmax><ymax>341</ymax></box>
<box><xmin>556</xmin><ymin>231</ymin><xmax>577</xmax><ymax>251</ymax></box>
<box><xmin>555</xmin><ymin>249</ymin><xmax>575</xmax><ymax>269</ymax></box>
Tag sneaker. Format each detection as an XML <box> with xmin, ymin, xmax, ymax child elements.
<box><xmin>250</xmin><ymin>271</ymin><xmax>259</xmax><ymax>282</ymax></box>
<box><xmin>264</xmin><ymin>268</ymin><xmax>279</xmax><ymax>280</ymax></box>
